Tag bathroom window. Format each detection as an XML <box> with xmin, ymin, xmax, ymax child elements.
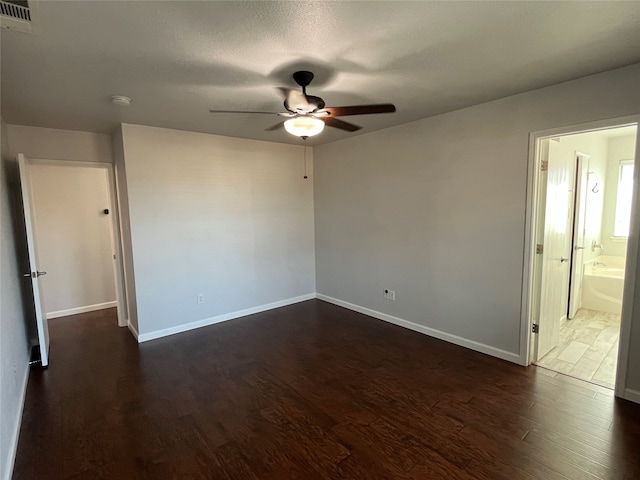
<box><xmin>613</xmin><ymin>160</ymin><xmax>634</xmax><ymax>238</ymax></box>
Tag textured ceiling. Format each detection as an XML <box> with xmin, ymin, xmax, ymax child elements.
<box><xmin>2</xmin><ymin>1</ymin><xmax>640</xmax><ymax>146</ymax></box>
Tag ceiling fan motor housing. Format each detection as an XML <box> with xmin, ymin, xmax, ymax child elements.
<box><xmin>293</xmin><ymin>71</ymin><xmax>314</xmax><ymax>88</ymax></box>
<box><xmin>283</xmin><ymin>71</ymin><xmax>325</xmax><ymax>113</ymax></box>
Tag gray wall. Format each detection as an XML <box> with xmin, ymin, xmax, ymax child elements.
<box><xmin>314</xmin><ymin>64</ymin><xmax>640</xmax><ymax>372</ymax></box>
<box><xmin>0</xmin><ymin>117</ymin><xmax>30</xmax><ymax>480</ymax></box>
<box><xmin>120</xmin><ymin>124</ymin><xmax>316</xmax><ymax>338</ymax></box>
<box><xmin>6</xmin><ymin>125</ymin><xmax>112</xmax><ymax>163</ymax></box>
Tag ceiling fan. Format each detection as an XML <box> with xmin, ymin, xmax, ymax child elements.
<box><xmin>209</xmin><ymin>71</ymin><xmax>396</xmax><ymax>139</ymax></box>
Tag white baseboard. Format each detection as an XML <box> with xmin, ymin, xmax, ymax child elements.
<box><xmin>622</xmin><ymin>388</ymin><xmax>640</xmax><ymax>404</ymax></box>
<box><xmin>127</xmin><ymin>320</ymin><xmax>139</xmax><ymax>341</ymax></box>
<box><xmin>137</xmin><ymin>293</ymin><xmax>316</xmax><ymax>343</ymax></box>
<box><xmin>47</xmin><ymin>301</ymin><xmax>117</xmax><ymax>319</ymax></box>
<box><xmin>316</xmin><ymin>294</ymin><xmax>521</xmax><ymax>364</ymax></box>
<box><xmin>3</xmin><ymin>361</ymin><xmax>29</xmax><ymax>480</ymax></box>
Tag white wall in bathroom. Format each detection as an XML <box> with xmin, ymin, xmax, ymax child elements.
<box><xmin>547</xmin><ymin>131</ymin><xmax>608</xmax><ymax>264</ymax></box>
<box><xmin>602</xmin><ymin>134</ymin><xmax>637</xmax><ymax>257</ymax></box>
<box><xmin>542</xmin><ymin>132</ymin><xmax>608</xmax><ymax>322</ymax></box>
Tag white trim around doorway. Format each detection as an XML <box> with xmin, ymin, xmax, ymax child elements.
<box><xmin>520</xmin><ymin>114</ymin><xmax>640</xmax><ymax>402</ymax></box>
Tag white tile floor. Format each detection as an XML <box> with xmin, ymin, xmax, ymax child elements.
<box><xmin>535</xmin><ymin>308</ymin><xmax>620</xmax><ymax>389</ymax></box>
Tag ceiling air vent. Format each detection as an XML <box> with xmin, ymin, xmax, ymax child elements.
<box><xmin>1</xmin><ymin>0</ymin><xmax>38</xmax><ymax>34</ymax></box>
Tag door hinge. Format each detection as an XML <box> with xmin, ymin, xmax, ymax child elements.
<box><xmin>532</xmin><ymin>323</ymin><xmax>539</xmax><ymax>334</ymax></box>
<box><xmin>541</xmin><ymin>160</ymin><xmax>548</xmax><ymax>172</ymax></box>
<box><xmin>536</xmin><ymin>244</ymin><xmax>544</xmax><ymax>255</ymax></box>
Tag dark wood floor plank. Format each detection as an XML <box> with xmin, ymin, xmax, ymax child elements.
<box><xmin>465</xmin><ymin>394</ymin><xmax>615</xmax><ymax>441</ymax></box>
<box><xmin>522</xmin><ymin>430</ymin><xmax>636</xmax><ymax>479</ymax></box>
<box><xmin>12</xmin><ymin>301</ymin><xmax>640</xmax><ymax>480</ymax></box>
<box><xmin>528</xmin><ymin>400</ymin><xmax>612</xmax><ymax>431</ymax></box>
<box><xmin>529</xmin><ymin>387</ymin><xmax>618</xmax><ymax>422</ymax></box>
<box><xmin>407</xmin><ymin>459</ymin><xmax>480</xmax><ymax>480</ymax></box>
<box><xmin>518</xmin><ymin>432</ymin><xmax>610</xmax><ymax>480</ymax></box>
<box><xmin>526</xmin><ymin>425</ymin><xmax>637</xmax><ymax>469</ymax></box>
<box><xmin>458</xmin><ymin>428</ymin><xmax>568</xmax><ymax>480</ymax></box>
<box><xmin>531</xmin><ymin>372</ymin><xmax>607</xmax><ymax>400</ymax></box>
<box><xmin>464</xmin><ymin>457</ymin><xmax>564</xmax><ymax>480</ymax></box>
<box><xmin>433</xmin><ymin>396</ymin><xmax>532</xmax><ymax>442</ymax></box>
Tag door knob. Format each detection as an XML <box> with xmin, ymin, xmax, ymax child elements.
<box><xmin>560</xmin><ymin>257</ymin><xmax>569</xmax><ymax>263</ymax></box>
<box><xmin>36</xmin><ymin>271</ymin><xmax>47</xmax><ymax>277</ymax></box>
<box><xmin>574</xmin><ymin>246</ymin><xmax>585</xmax><ymax>250</ymax></box>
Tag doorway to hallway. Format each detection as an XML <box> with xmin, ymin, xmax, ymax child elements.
<box><xmin>17</xmin><ymin>155</ymin><xmax>126</xmax><ymax>366</ymax></box>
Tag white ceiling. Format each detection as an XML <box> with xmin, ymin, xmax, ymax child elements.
<box><xmin>2</xmin><ymin>1</ymin><xmax>640</xmax><ymax>146</ymax></box>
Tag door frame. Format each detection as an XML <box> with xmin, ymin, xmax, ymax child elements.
<box><xmin>27</xmin><ymin>158</ymin><xmax>128</xmax><ymax>327</ymax></box>
<box><xmin>520</xmin><ymin>114</ymin><xmax>640</xmax><ymax>401</ymax></box>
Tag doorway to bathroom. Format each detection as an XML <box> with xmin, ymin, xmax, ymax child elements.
<box><xmin>530</xmin><ymin>123</ymin><xmax>637</xmax><ymax>389</ymax></box>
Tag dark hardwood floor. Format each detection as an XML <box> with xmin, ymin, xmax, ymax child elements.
<box><xmin>13</xmin><ymin>300</ymin><xmax>640</xmax><ymax>479</ymax></box>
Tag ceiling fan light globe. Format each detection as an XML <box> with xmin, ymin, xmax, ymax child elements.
<box><xmin>284</xmin><ymin>117</ymin><xmax>325</xmax><ymax>138</ymax></box>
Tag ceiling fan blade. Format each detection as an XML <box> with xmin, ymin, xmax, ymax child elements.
<box><xmin>209</xmin><ymin>110</ymin><xmax>280</xmax><ymax>115</ymax></box>
<box><xmin>324</xmin><ymin>117</ymin><xmax>361</xmax><ymax>132</ymax></box>
<box><xmin>265</xmin><ymin>121</ymin><xmax>285</xmax><ymax>132</ymax></box>
<box><xmin>322</xmin><ymin>104</ymin><xmax>396</xmax><ymax>117</ymax></box>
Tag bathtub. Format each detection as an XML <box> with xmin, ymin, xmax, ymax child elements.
<box><xmin>581</xmin><ymin>255</ymin><xmax>626</xmax><ymax>314</ymax></box>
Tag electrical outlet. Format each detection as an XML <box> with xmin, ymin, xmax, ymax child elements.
<box><xmin>384</xmin><ymin>289</ymin><xmax>396</xmax><ymax>301</ymax></box>
<box><xmin>197</xmin><ymin>294</ymin><xmax>204</xmax><ymax>304</ymax></box>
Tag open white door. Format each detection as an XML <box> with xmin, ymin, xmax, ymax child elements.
<box><xmin>536</xmin><ymin>140</ymin><xmax>575</xmax><ymax>360</ymax></box>
<box><xmin>18</xmin><ymin>154</ymin><xmax>50</xmax><ymax>366</ymax></box>
<box><xmin>568</xmin><ymin>153</ymin><xmax>589</xmax><ymax>319</ymax></box>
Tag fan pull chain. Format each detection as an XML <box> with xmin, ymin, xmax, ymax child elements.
<box><xmin>303</xmin><ymin>145</ymin><xmax>308</xmax><ymax>179</ymax></box>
